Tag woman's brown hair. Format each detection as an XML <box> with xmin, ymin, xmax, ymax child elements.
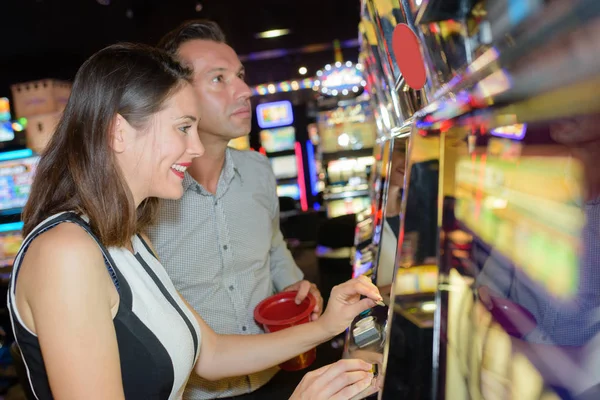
<box><xmin>22</xmin><ymin>43</ymin><xmax>191</xmax><ymax>246</ymax></box>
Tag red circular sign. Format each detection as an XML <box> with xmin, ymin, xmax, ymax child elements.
<box><xmin>391</xmin><ymin>23</ymin><xmax>427</xmax><ymax>90</ymax></box>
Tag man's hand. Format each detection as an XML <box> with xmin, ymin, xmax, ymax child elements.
<box><xmin>282</xmin><ymin>280</ymin><xmax>323</xmax><ymax>321</ymax></box>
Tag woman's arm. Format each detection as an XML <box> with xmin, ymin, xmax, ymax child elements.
<box><xmin>139</xmin><ymin>232</ymin><xmax>382</xmax><ymax>381</ymax></box>
<box><xmin>180</xmin><ymin>278</ymin><xmax>380</xmax><ymax>381</ymax></box>
<box><xmin>17</xmin><ymin>224</ymin><xmax>125</xmax><ymax>399</ymax></box>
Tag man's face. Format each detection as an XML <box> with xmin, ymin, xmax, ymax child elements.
<box><xmin>178</xmin><ymin>39</ymin><xmax>252</xmax><ymax>142</ymax></box>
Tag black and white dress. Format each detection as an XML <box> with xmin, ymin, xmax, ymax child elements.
<box><xmin>7</xmin><ymin>212</ymin><xmax>201</xmax><ymax>399</ymax></box>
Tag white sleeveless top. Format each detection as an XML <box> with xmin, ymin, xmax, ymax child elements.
<box><xmin>8</xmin><ymin>212</ymin><xmax>201</xmax><ymax>399</ymax></box>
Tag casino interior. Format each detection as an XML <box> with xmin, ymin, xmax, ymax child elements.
<box><xmin>1</xmin><ymin>0</ymin><xmax>600</xmax><ymax>399</ymax></box>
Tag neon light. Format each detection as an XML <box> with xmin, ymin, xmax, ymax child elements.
<box><xmin>251</xmin><ymin>78</ymin><xmax>315</xmax><ymax>97</ymax></box>
<box><xmin>0</xmin><ymin>148</ymin><xmax>34</xmax><ymax>161</ymax></box>
<box><xmin>0</xmin><ymin>221</ymin><xmax>24</xmax><ymax>233</ymax></box>
<box><xmin>305</xmin><ymin>141</ymin><xmax>318</xmax><ymax>196</ymax></box>
<box><xmin>294</xmin><ymin>142</ymin><xmax>308</xmax><ymax>211</ymax></box>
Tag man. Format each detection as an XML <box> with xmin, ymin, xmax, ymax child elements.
<box><xmin>148</xmin><ymin>20</ymin><xmax>323</xmax><ymax>399</ymax></box>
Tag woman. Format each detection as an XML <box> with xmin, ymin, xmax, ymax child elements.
<box><xmin>7</xmin><ymin>43</ymin><xmax>382</xmax><ymax>400</ymax></box>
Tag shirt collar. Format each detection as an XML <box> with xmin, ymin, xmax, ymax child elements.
<box><xmin>183</xmin><ymin>147</ymin><xmax>243</xmax><ymax>193</ymax></box>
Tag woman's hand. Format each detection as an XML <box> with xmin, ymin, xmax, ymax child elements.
<box><xmin>315</xmin><ymin>276</ymin><xmax>383</xmax><ymax>338</ymax></box>
<box><xmin>289</xmin><ymin>359</ymin><xmax>375</xmax><ymax>400</ymax></box>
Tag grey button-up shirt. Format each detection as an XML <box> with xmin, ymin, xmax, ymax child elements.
<box><xmin>148</xmin><ymin>148</ymin><xmax>304</xmax><ymax>399</ymax></box>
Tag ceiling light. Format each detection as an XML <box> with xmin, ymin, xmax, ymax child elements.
<box><xmin>195</xmin><ymin>2</ymin><xmax>202</xmax><ymax>12</ymax></box>
<box><xmin>298</xmin><ymin>67</ymin><xmax>307</xmax><ymax>75</ymax></box>
<box><xmin>255</xmin><ymin>29</ymin><xmax>291</xmax><ymax>39</ymax></box>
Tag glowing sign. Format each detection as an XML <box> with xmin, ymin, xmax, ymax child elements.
<box><xmin>490</xmin><ymin>123</ymin><xmax>527</xmax><ymax>140</ymax></box>
<box><xmin>256</xmin><ymin>100</ymin><xmax>294</xmax><ymax>129</ymax></box>
<box><xmin>314</xmin><ymin>61</ymin><xmax>365</xmax><ymax>96</ymax></box>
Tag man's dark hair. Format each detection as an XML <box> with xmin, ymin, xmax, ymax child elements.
<box><xmin>158</xmin><ymin>19</ymin><xmax>226</xmax><ymax>55</ymax></box>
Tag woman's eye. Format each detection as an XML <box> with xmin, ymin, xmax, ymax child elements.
<box><xmin>179</xmin><ymin>125</ymin><xmax>192</xmax><ymax>135</ymax></box>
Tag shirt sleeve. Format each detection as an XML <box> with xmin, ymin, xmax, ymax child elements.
<box><xmin>262</xmin><ymin>156</ymin><xmax>304</xmax><ymax>291</ymax></box>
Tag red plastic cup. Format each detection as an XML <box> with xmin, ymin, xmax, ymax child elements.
<box><xmin>254</xmin><ymin>291</ymin><xmax>317</xmax><ymax>371</ymax></box>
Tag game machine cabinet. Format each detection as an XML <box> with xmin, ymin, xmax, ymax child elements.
<box><xmin>344</xmin><ymin>0</ymin><xmax>441</xmax><ymax>398</ymax></box>
<box><xmin>409</xmin><ymin>0</ymin><xmax>600</xmax><ymax>399</ymax></box>
<box><xmin>318</xmin><ymin>101</ymin><xmax>376</xmax><ymax>220</ymax></box>
<box><xmin>350</xmin><ymin>0</ymin><xmax>410</xmax><ymax>284</ymax></box>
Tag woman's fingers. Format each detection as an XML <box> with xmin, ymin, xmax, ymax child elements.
<box><xmin>310</xmin><ymin>359</ymin><xmax>372</xmax><ymax>398</ymax></box>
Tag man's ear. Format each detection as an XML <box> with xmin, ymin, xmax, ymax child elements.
<box><xmin>110</xmin><ymin>114</ymin><xmax>129</xmax><ymax>154</ymax></box>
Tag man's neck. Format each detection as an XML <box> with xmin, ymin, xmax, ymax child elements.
<box><xmin>188</xmin><ymin>136</ymin><xmax>229</xmax><ymax>194</ymax></box>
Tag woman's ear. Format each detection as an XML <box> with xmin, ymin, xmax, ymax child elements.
<box><xmin>110</xmin><ymin>114</ymin><xmax>130</xmax><ymax>153</ymax></box>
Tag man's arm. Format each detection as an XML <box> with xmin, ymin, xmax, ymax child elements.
<box><xmin>269</xmin><ymin>209</ymin><xmax>304</xmax><ymax>292</ymax></box>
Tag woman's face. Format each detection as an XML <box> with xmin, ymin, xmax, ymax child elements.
<box><xmin>117</xmin><ymin>83</ymin><xmax>204</xmax><ymax>205</ymax></box>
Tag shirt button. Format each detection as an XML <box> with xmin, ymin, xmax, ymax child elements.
<box><xmin>242</xmin><ymin>326</ymin><xmax>247</xmax><ymax>332</ymax></box>
<box><xmin>229</xmin><ymin>285</ymin><xmax>234</xmax><ymax>291</ymax></box>
<box><xmin>223</xmin><ymin>245</ymin><xmax>228</xmax><ymax>250</ymax></box>
<box><xmin>214</xmin><ymin>201</ymin><xmax>218</xmax><ymax>206</ymax></box>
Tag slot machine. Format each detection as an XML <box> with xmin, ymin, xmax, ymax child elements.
<box><xmin>0</xmin><ymin>148</ymin><xmax>39</xmax><ymax>263</ymax></box>
<box><xmin>343</xmin><ymin>0</ymin><xmax>435</xmax><ymax>395</ymax></box>
<box><xmin>365</xmin><ymin>0</ymin><xmax>600</xmax><ymax>400</ymax></box>
<box><xmin>253</xmin><ymin>99</ymin><xmax>321</xmax><ymax>211</ymax></box>
<box><xmin>318</xmin><ymin>101</ymin><xmax>377</xmax><ymax>219</ymax></box>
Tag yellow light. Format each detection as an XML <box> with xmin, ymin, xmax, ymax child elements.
<box><xmin>255</xmin><ymin>29</ymin><xmax>291</xmax><ymax>39</ymax></box>
<box><xmin>298</xmin><ymin>66</ymin><xmax>307</xmax><ymax>75</ymax></box>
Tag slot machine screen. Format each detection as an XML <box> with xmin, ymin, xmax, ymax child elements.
<box><xmin>0</xmin><ymin>222</ymin><xmax>23</xmax><ymax>267</ymax></box>
<box><xmin>327</xmin><ymin>196</ymin><xmax>370</xmax><ymax>218</ymax></box>
<box><xmin>256</xmin><ymin>100</ymin><xmax>294</xmax><ymax>129</ymax></box>
<box><xmin>260</xmin><ymin>126</ymin><xmax>296</xmax><ymax>153</ymax></box>
<box><xmin>270</xmin><ymin>155</ymin><xmax>298</xmax><ymax>180</ymax></box>
<box><xmin>228</xmin><ymin>135</ymin><xmax>250</xmax><ymax>150</ymax></box>
<box><xmin>0</xmin><ymin>121</ymin><xmax>15</xmax><ymax>143</ymax></box>
<box><xmin>0</xmin><ymin>154</ymin><xmax>39</xmax><ymax>212</ymax></box>
<box><xmin>277</xmin><ymin>184</ymin><xmax>300</xmax><ymax>200</ymax></box>
<box><xmin>0</xmin><ymin>98</ymin><xmax>10</xmax><ymax>121</ymax></box>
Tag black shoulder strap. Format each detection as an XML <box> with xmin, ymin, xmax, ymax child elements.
<box><xmin>18</xmin><ymin>212</ymin><xmax>121</xmax><ymax>293</ymax></box>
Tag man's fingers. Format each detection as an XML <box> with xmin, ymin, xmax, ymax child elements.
<box><xmin>295</xmin><ymin>280</ymin><xmax>311</xmax><ymax>304</ymax></box>
<box><xmin>310</xmin><ymin>284</ymin><xmax>323</xmax><ymax>313</ymax></box>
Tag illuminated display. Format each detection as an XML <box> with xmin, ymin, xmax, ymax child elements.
<box><xmin>0</xmin><ymin>152</ymin><xmax>39</xmax><ymax>211</ymax></box>
<box><xmin>490</xmin><ymin>123</ymin><xmax>527</xmax><ymax>140</ymax></box>
<box><xmin>256</xmin><ymin>100</ymin><xmax>294</xmax><ymax>129</ymax></box>
<box><xmin>228</xmin><ymin>135</ymin><xmax>250</xmax><ymax>151</ymax></box>
<box><xmin>260</xmin><ymin>126</ymin><xmax>296</xmax><ymax>153</ymax></box>
<box><xmin>327</xmin><ymin>196</ymin><xmax>370</xmax><ymax>218</ymax></box>
<box><xmin>270</xmin><ymin>155</ymin><xmax>298</xmax><ymax>180</ymax></box>
<box><xmin>277</xmin><ymin>184</ymin><xmax>300</xmax><ymax>200</ymax></box>
<box><xmin>0</xmin><ymin>98</ymin><xmax>10</xmax><ymax>121</ymax></box>
<box><xmin>454</xmin><ymin>155</ymin><xmax>583</xmax><ymax>297</ymax></box>
<box><xmin>0</xmin><ymin>222</ymin><xmax>24</xmax><ymax>267</ymax></box>
<box><xmin>0</xmin><ymin>121</ymin><xmax>15</xmax><ymax>142</ymax></box>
